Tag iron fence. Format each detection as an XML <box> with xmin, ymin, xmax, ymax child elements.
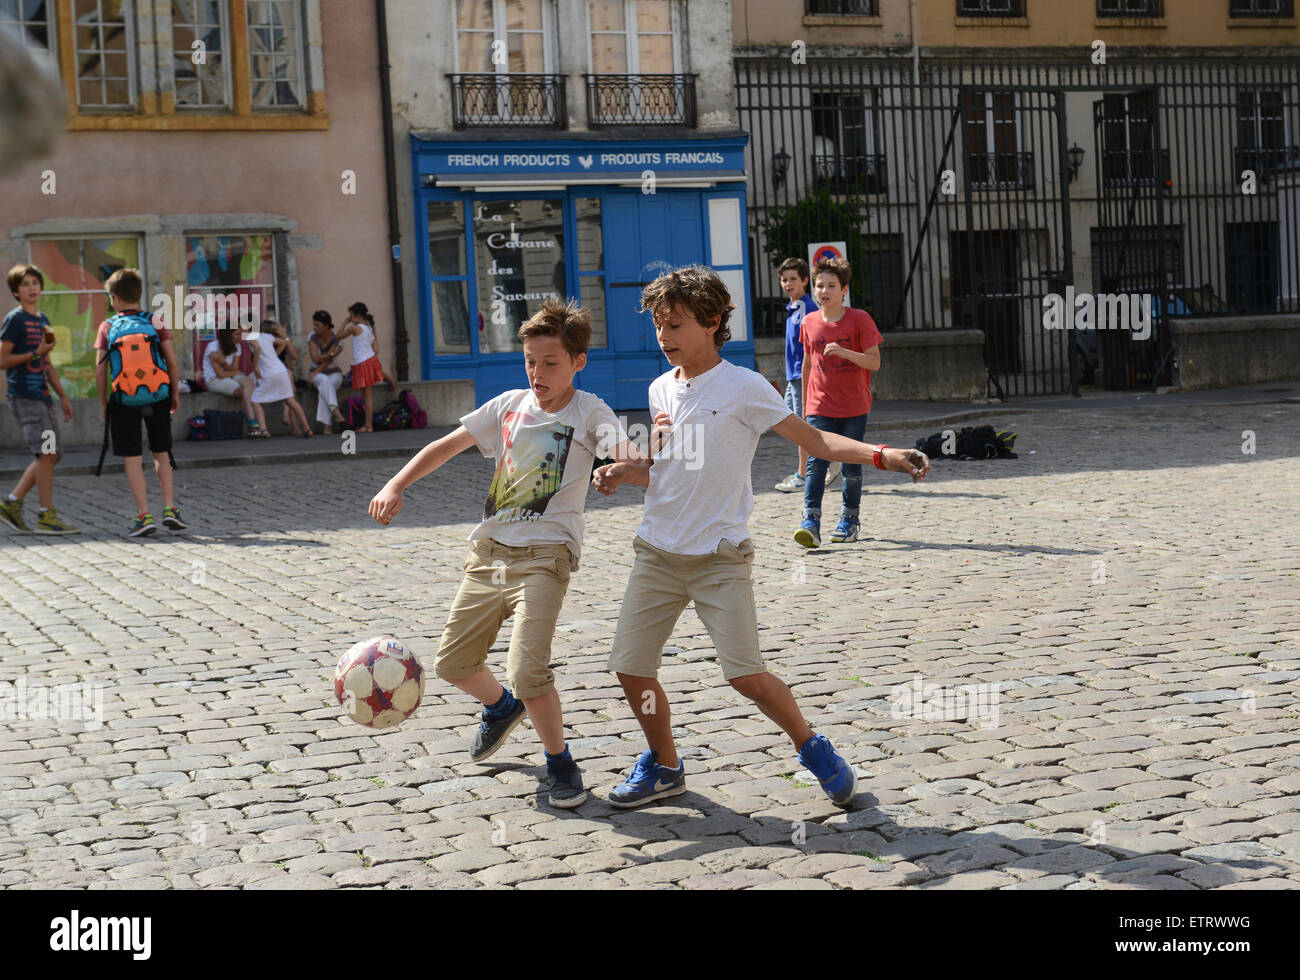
<box><xmin>736</xmin><ymin>56</ymin><xmax>1300</xmax><ymax>397</ymax></box>
<box><xmin>450</xmin><ymin>74</ymin><xmax>566</xmax><ymax>129</ymax></box>
<box><xmin>584</xmin><ymin>74</ymin><xmax>697</xmax><ymax>128</ymax></box>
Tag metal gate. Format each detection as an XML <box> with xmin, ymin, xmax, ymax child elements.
<box><xmin>736</xmin><ymin>55</ymin><xmax>1300</xmax><ymax>400</ymax></box>
<box><xmin>1092</xmin><ymin>88</ymin><xmax>1174</xmax><ymax>389</ymax></box>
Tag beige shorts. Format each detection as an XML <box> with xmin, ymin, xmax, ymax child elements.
<box><xmin>608</xmin><ymin>535</ymin><xmax>764</xmax><ymax>682</ymax></box>
<box><xmin>435</xmin><ymin>538</ymin><xmax>573</xmax><ymax>699</ymax></box>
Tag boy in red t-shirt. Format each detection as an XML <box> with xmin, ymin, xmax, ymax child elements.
<box><xmin>796</xmin><ymin>258</ymin><xmax>883</xmax><ymax>548</ymax></box>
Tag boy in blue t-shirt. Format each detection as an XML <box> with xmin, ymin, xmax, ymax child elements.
<box><xmin>774</xmin><ymin>258</ymin><xmax>819</xmax><ymax>493</ymax></box>
<box><xmin>0</xmin><ymin>265</ymin><xmax>79</xmax><ymax>534</ymax></box>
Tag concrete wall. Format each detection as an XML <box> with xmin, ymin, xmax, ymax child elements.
<box><xmin>0</xmin><ymin>4</ymin><xmax>395</xmax><ymax>393</ymax></box>
<box><xmin>754</xmin><ymin>328</ymin><xmax>988</xmax><ymax>402</ymax></box>
<box><xmin>1173</xmin><ymin>316</ymin><xmax>1300</xmax><ymax>389</ymax></box>
<box><xmin>0</xmin><ymin>379</ymin><xmax>475</xmax><ymax>450</ymax></box>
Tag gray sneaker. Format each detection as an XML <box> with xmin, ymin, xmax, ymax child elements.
<box><xmin>470</xmin><ymin>696</ymin><xmax>527</xmax><ymax>762</ymax></box>
<box><xmin>546</xmin><ymin>756</ymin><xmax>588</xmax><ymax>809</ymax></box>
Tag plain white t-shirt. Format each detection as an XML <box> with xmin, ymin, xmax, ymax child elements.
<box><xmin>460</xmin><ymin>388</ymin><xmax>624</xmax><ymax>570</ymax></box>
<box><xmin>638</xmin><ymin>358</ymin><xmax>793</xmax><ymax>555</ymax></box>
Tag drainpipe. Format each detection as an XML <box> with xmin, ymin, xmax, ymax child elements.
<box><xmin>375</xmin><ymin>0</ymin><xmax>409</xmax><ymax>381</ymax></box>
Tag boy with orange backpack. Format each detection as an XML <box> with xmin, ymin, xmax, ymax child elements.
<box><xmin>94</xmin><ymin>268</ymin><xmax>185</xmax><ymax>537</ymax></box>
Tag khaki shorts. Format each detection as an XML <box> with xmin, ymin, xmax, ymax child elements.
<box><xmin>435</xmin><ymin>538</ymin><xmax>573</xmax><ymax>699</ymax></box>
<box><xmin>608</xmin><ymin>535</ymin><xmax>765</xmax><ymax>682</ymax></box>
<box><xmin>8</xmin><ymin>397</ymin><xmax>60</xmax><ymax>457</ymax></box>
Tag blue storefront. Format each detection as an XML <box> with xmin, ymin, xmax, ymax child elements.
<box><xmin>411</xmin><ymin>131</ymin><xmax>752</xmax><ymax>410</ymax></box>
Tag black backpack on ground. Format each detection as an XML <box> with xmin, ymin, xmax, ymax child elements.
<box><xmin>915</xmin><ymin>425</ymin><xmax>1018</xmax><ymax>460</ymax></box>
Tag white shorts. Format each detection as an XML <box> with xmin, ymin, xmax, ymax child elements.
<box><xmin>206</xmin><ymin>376</ymin><xmax>245</xmax><ymax>397</ymax></box>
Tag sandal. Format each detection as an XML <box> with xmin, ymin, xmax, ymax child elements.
<box><xmin>299</xmin><ymin>430</ymin><xmax>313</xmax><ymax>438</ymax></box>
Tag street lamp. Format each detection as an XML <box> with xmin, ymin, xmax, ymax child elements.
<box><xmin>773</xmin><ymin>147</ymin><xmax>791</xmax><ymax>188</ymax></box>
<box><xmin>1068</xmin><ymin>143</ymin><xmax>1085</xmax><ymax>183</ymax></box>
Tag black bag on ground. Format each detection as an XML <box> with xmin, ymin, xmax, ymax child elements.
<box><xmin>915</xmin><ymin>425</ymin><xmax>1018</xmax><ymax>460</ymax></box>
<box><xmin>202</xmin><ymin>408</ymin><xmax>245</xmax><ymax>440</ymax></box>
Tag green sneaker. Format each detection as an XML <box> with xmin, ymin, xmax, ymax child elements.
<box><xmin>129</xmin><ymin>513</ymin><xmax>157</xmax><ymax>538</ymax></box>
<box><xmin>33</xmin><ymin>507</ymin><xmax>80</xmax><ymax>535</ymax></box>
<box><xmin>0</xmin><ymin>496</ymin><xmax>29</xmax><ymax>533</ymax></box>
<box><xmin>161</xmin><ymin>505</ymin><xmax>187</xmax><ymax>530</ymax></box>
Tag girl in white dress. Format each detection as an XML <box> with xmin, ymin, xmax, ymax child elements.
<box><xmin>249</xmin><ymin>319</ymin><xmax>311</xmax><ymax>437</ymax></box>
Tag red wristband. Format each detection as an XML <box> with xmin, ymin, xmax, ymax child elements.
<box><xmin>873</xmin><ymin>445</ymin><xmax>889</xmax><ymax>470</ymax></box>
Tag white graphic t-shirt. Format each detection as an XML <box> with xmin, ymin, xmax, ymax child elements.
<box><xmin>638</xmin><ymin>359</ymin><xmax>793</xmax><ymax>555</ymax></box>
<box><xmin>460</xmin><ymin>388</ymin><xmax>623</xmax><ymax>570</ymax></box>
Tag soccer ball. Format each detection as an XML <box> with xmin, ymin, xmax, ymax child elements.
<box><xmin>335</xmin><ymin>636</ymin><xmax>424</xmax><ymax>729</ymax></box>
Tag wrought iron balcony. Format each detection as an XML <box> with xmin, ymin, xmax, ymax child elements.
<box><xmin>584</xmin><ymin>74</ymin><xmax>697</xmax><ymax>128</ymax></box>
<box><xmin>807</xmin><ymin>0</ymin><xmax>879</xmax><ymax>13</ymax></box>
<box><xmin>1235</xmin><ymin>144</ymin><xmax>1300</xmax><ymax>175</ymax></box>
<box><xmin>450</xmin><ymin>74</ymin><xmax>566</xmax><ymax>129</ymax></box>
<box><xmin>958</xmin><ymin>0</ymin><xmax>1026</xmax><ymax>15</ymax></box>
<box><xmin>967</xmin><ymin>150</ymin><xmax>1035</xmax><ymax>190</ymax></box>
<box><xmin>1230</xmin><ymin>0</ymin><xmax>1293</xmax><ymax>17</ymax></box>
<box><xmin>1097</xmin><ymin>0</ymin><xmax>1164</xmax><ymax>15</ymax></box>
<box><xmin>1100</xmin><ymin>147</ymin><xmax>1172</xmax><ymax>187</ymax></box>
<box><xmin>812</xmin><ymin>152</ymin><xmax>888</xmax><ymax>194</ymax></box>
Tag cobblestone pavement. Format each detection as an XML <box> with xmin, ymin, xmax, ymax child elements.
<box><xmin>2</xmin><ymin>402</ymin><xmax>1298</xmax><ymax>890</ymax></box>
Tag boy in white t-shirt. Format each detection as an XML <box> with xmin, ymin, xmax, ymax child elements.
<box><xmin>592</xmin><ymin>265</ymin><xmax>930</xmax><ymax>809</ymax></box>
<box><xmin>369</xmin><ymin>298</ymin><xmax>639</xmax><ymax>808</ymax></box>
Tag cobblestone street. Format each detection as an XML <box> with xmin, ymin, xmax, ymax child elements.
<box><xmin>2</xmin><ymin>401</ymin><xmax>1298</xmax><ymax>890</ymax></box>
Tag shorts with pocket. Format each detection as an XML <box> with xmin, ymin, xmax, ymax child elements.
<box><xmin>608</xmin><ymin>535</ymin><xmax>764</xmax><ymax>681</ymax></box>
<box><xmin>8</xmin><ymin>396</ymin><xmax>60</xmax><ymax>457</ymax></box>
<box><xmin>109</xmin><ymin>398</ymin><xmax>173</xmax><ymax>457</ymax></box>
<box><xmin>435</xmin><ymin>538</ymin><xmax>573</xmax><ymax>699</ymax></box>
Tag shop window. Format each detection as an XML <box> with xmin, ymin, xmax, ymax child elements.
<box><xmin>25</xmin><ymin>236</ymin><xmax>142</xmax><ymax>399</ymax></box>
<box><xmin>428</xmin><ymin>200</ymin><xmax>471</xmax><ymax>355</ymax></box>
<box><xmin>575</xmin><ymin>197</ymin><xmax>607</xmax><ymax>350</ymax></box>
<box><xmin>185</xmin><ymin>233</ymin><xmax>276</xmax><ymax>369</ymax></box>
<box><xmin>472</xmin><ymin>198</ymin><xmax>566</xmax><ymax>354</ymax></box>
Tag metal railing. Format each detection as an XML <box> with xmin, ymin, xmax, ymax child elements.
<box><xmin>1230</xmin><ymin>0</ymin><xmax>1294</xmax><ymax>16</ymax></box>
<box><xmin>1236</xmin><ymin>145</ymin><xmax>1300</xmax><ymax>174</ymax></box>
<box><xmin>807</xmin><ymin>0</ymin><xmax>879</xmax><ymax>13</ymax></box>
<box><xmin>736</xmin><ymin>56</ymin><xmax>1300</xmax><ymax>398</ymax></box>
<box><xmin>1099</xmin><ymin>147</ymin><xmax>1171</xmax><ymax>186</ymax></box>
<box><xmin>1097</xmin><ymin>0</ymin><xmax>1164</xmax><ymax>16</ymax></box>
<box><xmin>584</xmin><ymin>74</ymin><xmax>697</xmax><ymax>128</ymax></box>
<box><xmin>958</xmin><ymin>0</ymin><xmax>1026</xmax><ymax>15</ymax></box>
<box><xmin>967</xmin><ymin>150</ymin><xmax>1035</xmax><ymax>189</ymax></box>
<box><xmin>450</xmin><ymin>74</ymin><xmax>566</xmax><ymax>129</ymax></box>
<box><xmin>812</xmin><ymin>152</ymin><xmax>888</xmax><ymax>194</ymax></box>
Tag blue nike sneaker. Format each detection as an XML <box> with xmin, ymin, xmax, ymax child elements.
<box><xmin>608</xmin><ymin>749</ymin><xmax>686</xmax><ymax>808</ymax></box>
<box><xmin>798</xmin><ymin>733</ymin><xmax>858</xmax><ymax>807</ymax></box>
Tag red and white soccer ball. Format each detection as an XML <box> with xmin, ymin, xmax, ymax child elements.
<box><xmin>335</xmin><ymin>636</ymin><xmax>424</xmax><ymax>729</ymax></box>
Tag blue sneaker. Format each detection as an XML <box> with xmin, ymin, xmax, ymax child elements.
<box><xmin>794</xmin><ymin>516</ymin><xmax>820</xmax><ymax>549</ymax></box>
<box><xmin>470</xmin><ymin>692</ymin><xmax>527</xmax><ymax>762</ymax></box>
<box><xmin>608</xmin><ymin>749</ymin><xmax>686</xmax><ymax>808</ymax></box>
<box><xmin>829</xmin><ymin>516</ymin><xmax>860</xmax><ymax>543</ymax></box>
<box><xmin>798</xmin><ymin>733</ymin><xmax>858</xmax><ymax>807</ymax></box>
